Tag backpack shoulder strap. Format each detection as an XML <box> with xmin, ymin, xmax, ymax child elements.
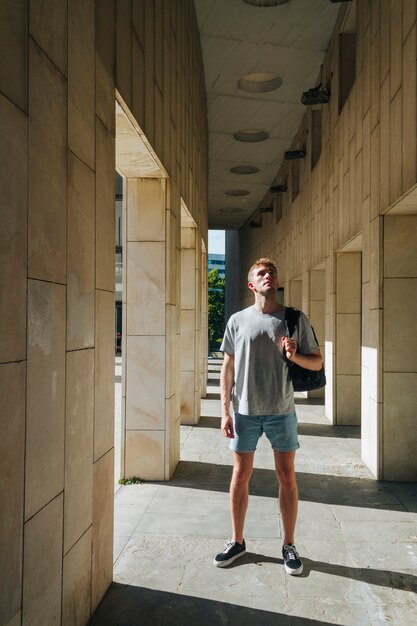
<box><xmin>284</xmin><ymin>306</ymin><xmax>301</xmax><ymax>337</ymax></box>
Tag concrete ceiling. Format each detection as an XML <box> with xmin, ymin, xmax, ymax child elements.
<box><xmin>193</xmin><ymin>0</ymin><xmax>342</xmax><ymax>229</ymax></box>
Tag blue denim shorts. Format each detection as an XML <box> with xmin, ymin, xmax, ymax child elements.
<box><xmin>229</xmin><ymin>411</ymin><xmax>299</xmax><ymax>453</ymax></box>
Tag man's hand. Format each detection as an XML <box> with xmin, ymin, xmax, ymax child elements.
<box><xmin>220</xmin><ymin>353</ymin><xmax>235</xmax><ymax>438</ymax></box>
<box><xmin>281</xmin><ymin>336</ymin><xmax>297</xmax><ymax>360</ymax></box>
<box><xmin>221</xmin><ymin>414</ymin><xmax>234</xmax><ymax>438</ymax></box>
<box><xmin>281</xmin><ymin>337</ymin><xmax>323</xmax><ymax>371</ymax></box>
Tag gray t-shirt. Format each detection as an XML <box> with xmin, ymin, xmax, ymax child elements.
<box><xmin>220</xmin><ymin>305</ymin><xmax>319</xmax><ymax>416</ymax></box>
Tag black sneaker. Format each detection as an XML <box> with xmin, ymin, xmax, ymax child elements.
<box><xmin>213</xmin><ymin>539</ymin><xmax>246</xmax><ymax>567</ymax></box>
<box><xmin>282</xmin><ymin>544</ymin><xmax>303</xmax><ymax>575</ymax></box>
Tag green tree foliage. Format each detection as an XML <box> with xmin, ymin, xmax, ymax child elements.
<box><xmin>208</xmin><ymin>269</ymin><xmax>225</xmax><ymax>350</ymax></box>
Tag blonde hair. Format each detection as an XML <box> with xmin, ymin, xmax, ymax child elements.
<box><xmin>247</xmin><ymin>258</ymin><xmax>278</xmax><ymax>281</ymax></box>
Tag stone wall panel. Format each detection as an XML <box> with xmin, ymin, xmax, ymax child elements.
<box><xmin>95</xmin><ymin>0</ymin><xmax>115</xmax><ymax>134</ymax></box>
<box><xmin>0</xmin><ymin>362</ymin><xmax>25</xmax><ymax>626</ymax></box>
<box><xmin>0</xmin><ymin>95</ymin><xmax>27</xmax><ymax>363</ymax></box>
<box><xmin>28</xmin><ymin>40</ymin><xmax>67</xmax><ymax>283</ymax></box>
<box><xmin>22</xmin><ymin>495</ymin><xmax>63</xmax><ymax>626</ymax></box>
<box><xmin>92</xmin><ymin>450</ymin><xmax>114</xmax><ymax>613</ymax></box>
<box><xmin>125</xmin><ymin>335</ymin><xmax>165</xmax><ymax>430</ymax></box>
<box><xmin>62</xmin><ymin>528</ymin><xmax>92</xmax><ymax>626</ymax></box>
<box><xmin>64</xmin><ymin>349</ymin><xmax>94</xmax><ymax>554</ymax></box>
<box><xmin>26</xmin><ymin>280</ymin><xmax>66</xmax><ymax>520</ymax></box>
<box><xmin>94</xmin><ymin>290</ymin><xmax>115</xmax><ymax>461</ymax></box>
<box><xmin>29</xmin><ymin>0</ymin><xmax>67</xmax><ymax>77</ymax></box>
<box><xmin>67</xmin><ymin>152</ymin><xmax>95</xmax><ymax>350</ymax></box>
<box><xmin>0</xmin><ymin>0</ymin><xmax>27</xmax><ymax>111</ymax></box>
<box><xmin>96</xmin><ymin>118</ymin><xmax>115</xmax><ymax>292</ymax></box>
<box><xmin>68</xmin><ymin>0</ymin><xmax>95</xmax><ymax>169</ymax></box>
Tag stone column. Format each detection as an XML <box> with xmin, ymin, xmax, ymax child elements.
<box><xmin>382</xmin><ymin>214</ymin><xmax>417</xmax><ymax>480</ymax></box>
<box><xmin>309</xmin><ymin>270</ymin><xmax>325</xmax><ymax>399</ymax></box>
<box><xmin>361</xmin><ymin>216</ymin><xmax>383</xmax><ymax>477</ymax></box>
<box><xmin>122</xmin><ymin>177</ymin><xmax>179</xmax><ymax>480</ymax></box>
<box><xmin>335</xmin><ymin>252</ymin><xmax>361</xmax><ymax>424</ymax></box>
<box><xmin>194</xmin><ymin>236</ymin><xmax>202</xmax><ymax>418</ymax></box>
<box><xmin>325</xmin><ymin>255</ymin><xmax>336</xmax><ymax>422</ymax></box>
<box><xmin>180</xmin><ymin>224</ymin><xmax>201</xmax><ymax>424</ymax></box>
<box><xmin>200</xmin><ymin>245</ymin><xmax>208</xmax><ymax>398</ymax></box>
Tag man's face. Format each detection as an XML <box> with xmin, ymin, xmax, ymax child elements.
<box><xmin>248</xmin><ymin>264</ymin><xmax>279</xmax><ymax>295</ymax></box>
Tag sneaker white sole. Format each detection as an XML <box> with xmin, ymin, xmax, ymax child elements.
<box><xmin>213</xmin><ymin>549</ymin><xmax>246</xmax><ymax>568</ymax></box>
<box><xmin>284</xmin><ymin>562</ymin><xmax>303</xmax><ymax>575</ymax></box>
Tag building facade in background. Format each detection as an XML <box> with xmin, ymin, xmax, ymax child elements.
<box><xmin>208</xmin><ymin>253</ymin><xmax>225</xmax><ymax>277</ymax></box>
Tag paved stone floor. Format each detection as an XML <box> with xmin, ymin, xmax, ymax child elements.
<box><xmin>91</xmin><ymin>359</ymin><xmax>417</xmax><ymax>625</ymax></box>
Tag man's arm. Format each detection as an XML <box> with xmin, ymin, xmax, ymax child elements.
<box><xmin>282</xmin><ymin>338</ymin><xmax>323</xmax><ymax>371</ymax></box>
<box><xmin>220</xmin><ymin>352</ymin><xmax>235</xmax><ymax>438</ymax></box>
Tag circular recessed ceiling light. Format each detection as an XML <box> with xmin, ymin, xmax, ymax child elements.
<box><xmin>230</xmin><ymin>165</ymin><xmax>260</xmax><ymax>174</ymax></box>
<box><xmin>225</xmin><ymin>189</ymin><xmax>250</xmax><ymax>196</ymax></box>
<box><xmin>234</xmin><ymin>129</ymin><xmax>269</xmax><ymax>142</ymax></box>
<box><xmin>220</xmin><ymin>207</ymin><xmax>244</xmax><ymax>214</ymax></box>
<box><xmin>238</xmin><ymin>72</ymin><xmax>282</xmax><ymax>93</ymax></box>
<box><xmin>243</xmin><ymin>0</ymin><xmax>289</xmax><ymax>6</ymax></box>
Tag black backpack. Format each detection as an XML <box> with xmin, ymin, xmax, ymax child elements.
<box><xmin>284</xmin><ymin>307</ymin><xmax>326</xmax><ymax>392</ymax></box>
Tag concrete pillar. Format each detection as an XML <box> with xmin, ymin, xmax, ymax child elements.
<box><xmin>194</xmin><ymin>237</ymin><xmax>202</xmax><ymax>418</ymax></box>
<box><xmin>325</xmin><ymin>255</ymin><xmax>336</xmax><ymax>423</ymax></box>
<box><xmin>361</xmin><ymin>216</ymin><xmax>383</xmax><ymax>477</ymax></box>
<box><xmin>309</xmin><ymin>270</ymin><xmax>325</xmax><ymax>399</ymax></box>
<box><xmin>180</xmin><ymin>224</ymin><xmax>202</xmax><ymax>424</ymax></box>
<box><xmin>201</xmin><ymin>245</ymin><xmax>208</xmax><ymax>398</ymax></box>
<box><xmin>122</xmin><ymin>178</ymin><xmax>179</xmax><ymax>480</ymax></box>
<box><xmin>381</xmin><ymin>215</ymin><xmax>417</xmax><ymax>480</ymax></box>
<box><xmin>335</xmin><ymin>252</ymin><xmax>362</xmax><ymax>424</ymax></box>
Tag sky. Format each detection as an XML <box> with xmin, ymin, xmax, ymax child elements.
<box><xmin>208</xmin><ymin>230</ymin><xmax>225</xmax><ymax>254</ymax></box>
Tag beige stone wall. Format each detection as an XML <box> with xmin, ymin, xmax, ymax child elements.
<box><xmin>113</xmin><ymin>0</ymin><xmax>208</xmax><ymax>231</ymax></box>
<box><xmin>237</xmin><ymin>0</ymin><xmax>417</xmax><ymax>480</ymax></box>
<box><xmin>0</xmin><ymin>1</ymin><xmax>208</xmax><ymax>624</ymax></box>
<box><xmin>0</xmin><ymin>1</ymin><xmax>114</xmax><ymax>623</ymax></box>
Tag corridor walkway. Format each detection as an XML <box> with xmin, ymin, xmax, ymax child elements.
<box><xmin>91</xmin><ymin>360</ymin><xmax>417</xmax><ymax>625</ymax></box>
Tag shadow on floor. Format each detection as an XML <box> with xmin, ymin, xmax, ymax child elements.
<box><xmin>163</xmin><ymin>461</ymin><xmax>417</xmax><ymax>512</ymax></box>
<box><xmin>195</xmin><ymin>415</ymin><xmax>221</xmax><ymax>428</ymax></box>
<box><xmin>297</xmin><ymin>423</ymin><xmax>360</xmax><ymax>439</ymax></box>
<box><xmin>203</xmin><ymin>394</ymin><xmax>325</xmax><ymax>405</ymax></box>
<box><xmin>195</xmin><ymin>417</ymin><xmax>360</xmax><ymax>440</ymax></box>
<box><xmin>232</xmin><ymin>553</ymin><xmax>417</xmax><ymax>593</ymax></box>
<box><xmin>204</xmin><ymin>392</ymin><xmax>221</xmax><ymax>400</ymax></box>
<box><xmin>294</xmin><ymin>397</ymin><xmax>325</xmax><ymax>406</ymax></box>
<box><xmin>89</xmin><ymin>582</ymin><xmax>338</xmax><ymax>626</ymax></box>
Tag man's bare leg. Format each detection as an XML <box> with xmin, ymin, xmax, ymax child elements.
<box><xmin>230</xmin><ymin>451</ymin><xmax>254</xmax><ymax>543</ymax></box>
<box><xmin>273</xmin><ymin>450</ymin><xmax>298</xmax><ymax>545</ymax></box>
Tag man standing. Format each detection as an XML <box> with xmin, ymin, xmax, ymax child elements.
<box><xmin>213</xmin><ymin>258</ymin><xmax>322</xmax><ymax>574</ymax></box>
